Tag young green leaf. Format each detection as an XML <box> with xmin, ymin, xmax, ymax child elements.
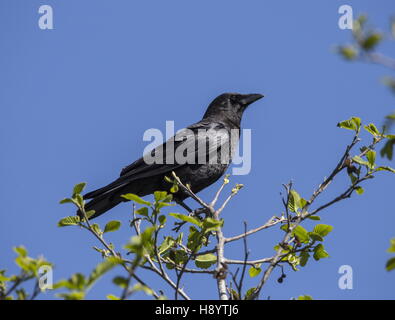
<box><xmin>154</xmin><ymin>191</ymin><xmax>168</xmax><ymax>202</ymax></box>
<box><xmin>355</xmin><ymin>186</ymin><xmax>364</xmax><ymax>195</ymax></box>
<box><xmin>380</xmin><ymin>138</ymin><xmax>395</xmax><ymax>160</ymax></box>
<box><xmin>308</xmin><ymin>232</ymin><xmax>324</xmax><ymax>242</ymax></box>
<box><xmin>135</xmin><ymin>207</ymin><xmax>149</xmax><ymax>217</ymax></box>
<box><xmin>103</xmin><ymin>221</ymin><xmax>121</xmax><ymax>233</ymax></box>
<box><xmin>248</xmin><ymin>265</ymin><xmax>262</xmax><ymax>277</ymax></box>
<box><xmin>58</xmin><ymin>216</ymin><xmax>81</xmax><ymax>227</ymax></box>
<box><xmin>73</xmin><ymin>182</ymin><xmax>86</xmax><ymax>196</ymax></box>
<box><xmin>59</xmin><ymin>198</ymin><xmax>74</xmax><ymax>205</ymax></box>
<box><xmin>14</xmin><ymin>246</ymin><xmax>28</xmax><ymax>257</ymax></box>
<box><xmin>361</xmin><ymin>33</ymin><xmax>382</xmax><ymax>51</ymax></box>
<box><xmin>169</xmin><ymin>213</ymin><xmax>202</xmax><ymax>227</ymax></box>
<box><xmin>385</xmin><ymin>257</ymin><xmax>395</xmax><ymax>271</ymax></box>
<box><xmin>364</xmin><ymin>123</ymin><xmax>380</xmax><ymax>136</ymax></box>
<box><xmin>307</xmin><ymin>215</ymin><xmax>321</xmax><ymax>221</ymax></box>
<box><xmin>195</xmin><ymin>253</ymin><xmax>217</xmax><ymax>269</ymax></box>
<box><xmin>387</xmin><ymin>238</ymin><xmax>395</xmax><ymax>253</ymax></box>
<box><xmin>299</xmin><ymin>251</ymin><xmax>310</xmax><ymax>267</ymax></box>
<box><xmin>313</xmin><ymin>224</ymin><xmax>333</xmax><ymax>237</ymax></box>
<box><xmin>158</xmin><ymin>236</ymin><xmax>176</xmax><ymax>254</ymax></box>
<box><xmin>337</xmin><ymin>118</ymin><xmax>357</xmax><ymax>131</ymax></box>
<box><xmin>313</xmin><ymin>244</ymin><xmax>329</xmax><ymax>260</ymax></box>
<box><xmin>366</xmin><ymin>150</ymin><xmax>376</xmax><ymax>169</ymax></box>
<box><xmin>121</xmin><ymin>193</ymin><xmax>151</xmax><ymax>206</ymax></box>
<box><xmin>158</xmin><ymin>215</ymin><xmax>166</xmax><ymax>226</ymax></box>
<box><xmin>352</xmin><ymin>156</ymin><xmax>370</xmax><ymax>167</ymax></box>
<box><xmin>293</xmin><ymin>225</ymin><xmax>310</xmax><ymax>243</ymax></box>
<box><xmin>288</xmin><ymin>190</ymin><xmax>305</xmax><ymax>213</ymax></box>
<box><xmin>376</xmin><ymin>166</ymin><xmax>395</xmax><ymax>173</ymax></box>
<box><xmin>297</xmin><ymin>295</ymin><xmax>313</xmax><ymax>300</ymax></box>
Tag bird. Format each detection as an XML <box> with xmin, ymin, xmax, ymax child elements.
<box><xmin>81</xmin><ymin>93</ymin><xmax>263</xmax><ymax>219</ymax></box>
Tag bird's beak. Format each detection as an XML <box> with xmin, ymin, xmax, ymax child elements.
<box><xmin>240</xmin><ymin>93</ymin><xmax>264</xmax><ymax>106</ymax></box>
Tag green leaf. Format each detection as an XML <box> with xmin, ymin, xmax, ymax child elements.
<box><xmin>387</xmin><ymin>238</ymin><xmax>395</xmax><ymax>253</ymax></box>
<box><xmin>366</xmin><ymin>150</ymin><xmax>376</xmax><ymax>169</ymax></box>
<box><xmin>288</xmin><ymin>190</ymin><xmax>305</xmax><ymax>213</ymax></box>
<box><xmin>86</xmin><ymin>210</ymin><xmax>96</xmax><ymax>219</ymax></box>
<box><xmin>59</xmin><ymin>198</ymin><xmax>74</xmax><ymax>205</ymax></box>
<box><xmin>293</xmin><ymin>225</ymin><xmax>310</xmax><ymax>243</ymax></box>
<box><xmin>386</xmin><ymin>257</ymin><xmax>395</xmax><ymax>271</ymax></box>
<box><xmin>364</xmin><ymin>123</ymin><xmax>380</xmax><ymax>136</ymax></box>
<box><xmin>337</xmin><ymin>118</ymin><xmax>357</xmax><ymax>131</ymax></box>
<box><xmin>107</xmin><ymin>294</ymin><xmax>120</xmax><ymax>300</ymax></box>
<box><xmin>299</xmin><ymin>251</ymin><xmax>310</xmax><ymax>267</ymax></box>
<box><xmin>313</xmin><ymin>224</ymin><xmax>333</xmax><ymax>237</ymax></box>
<box><xmin>352</xmin><ymin>156</ymin><xmax>370</xmax><ymax>167</ymax></box>
<box><xmin>307</xmin><ymin>215</ymin><xmax>321</xmax><ymax>221</ymax></box>
<box><xmin>158</xmin><ymin>236</ymin><xmax>176</xmax><ymax>254</ymax></box>
<box><xmin>352</xmin><ymin>117</ymin><xmax>361</xmax><ymax>129</ymax></box>
<box><xmin>248</xmin><ymin>265</ymin><xmax>262</xmax><ymax>277</ymax></box>
<box><xmin>58</xmin><ymin>216</ymin><xmax>80</xmax><ymax>227</ymax></box>
<box><xmin>0</xmin><ymin>274</ymin><xmax>11</xmax><ymax>282</ymax></box>
<box><xmin>121</xmin><ymin>193</ymin><xmax>151</xmax><ymax>206</ymax></box>
<box><xmin>169</xmin><ymin>213</ymin><xmax>202</xmax><ymax>227</ymax></box>
<box><xmin>380</xmin><ymin>138</ymin><xmax>395</xmax><ymax>160</ymax></box>
<box><xmin>376</xmin><ymin>166</ymin><xmax>395</xmax><ymax>174</ymax></box>
<box><xmin>195</xmin><ymin>253</ymin><xmax>217</xmax><ymax>269</ymax></box>
<box><xmin>135</xmin><ymin>207</ymin><xmax>149</xmax><ymax>217</ymax></box>
<box><xmin>170</xmin><ymin>184</ymin><xmax>179</xmax><ymax>193</ymax></box>
<box><xmin>338</xmin><ymin>46</ymin><xmax>357</xmax><ymax>60</ymax></box>
<box><xmin>158</xmin><ymin>215</ymin><xmax>166</xmax><ymax>226</ymax></box>
<box><xmin>361</xmin><ymin>33</ymin><xmax>382</xmax><ymax>51</ymax></box>
<box><xmin>57</xmin><ymin>292</ymin><xmax>85</xmax><ymax>300</ymax></box>
<box><xmin>16</xmin><ymin>288</ymin><xmax>27</xmax><ymax>300</ymax></box>
<box><xmin>15</xmin><ymin>256</ymin><xmax>36</xmax><ymax>274</ymax></box>
<box><xmin>348</xmin><ymin>173</ymin><xmax>358</xmax><ymax>184</ymax></box>
<box><xmin>313</xmin><ymin>244</ymin><xmax>329</xmax><ymax>260</ymax></box>
<box><xmin>229</xmin><ymin>289</ymin><xmax>240</xmax><ymax>300</ymax></box>
<box><xmin>103</xmin><ymin>220</ymin><xmax>121</xmax><ymax>233</ymax></box>
<box><xmin>201</xmin><ymin>217</ymin><xmax>224</xmax><ymax>233</ymax></box>
<box><xmin>54</xmin><ymin>273</ymin><xmax>86</xmax><ymax>290</ymax></box>
<box><xmin>91</xmin><ymin>224</ymin><xmax>102</xmax><ymax>236</ymax></box>
<box><xmin>154</xmin><ymin>191</ymin><xmax>168</xmax><ymax>202</ymax></box>
<box><xmin>297</xmin><ymin>295</ymin><xmax>313</xmax><ymax>300</ymax></box>
<box><xmin>244</xmin><ymin>287</ymin><xmax>257</xmax><ymax>300</ymax></box>
<box><xmin>87</xmin><ymin>257</ymin><xmax>122</xmax><ymax>288</ymax></box>
<box><xmin>73</xmin><ymin>182</ymin><xmax>86</xmax><ymax>196</ymax></box>
<box><xmin>140</xmin><ymin>226</ymin><xmax>155</xmax><ymax>244</ymax></box>
<box><xmin>131</xmin><ymin>283</ymin><xmax>154</xmax><ymax>296</ymax></box>
<box><xmin>14</xmin><ymin>246</ymin><xmax>28</xmax><ymax>257</ymax></box>
<box><xmin>308</xmin><ymin>232</ymin><xmax>324</xmax><ymax>242</ymax></box>
<box><xmin>74</xmin><ymin>194</ymin><xmax>84</xmax><ymax>208</ymax></box>
<box><xmin>112</xmin><ymin>276</ymin><xmax>129</xmax><ymax>289</ymax></box>
<box><xmin>187</xmin><ymin>226</ymin><xmax>203</xmax><ymax>251</ymax></box>
<box><xmin>355</xmin><ymin>186</ymin><xmax>364</xmax><ymax>195</ymax></box>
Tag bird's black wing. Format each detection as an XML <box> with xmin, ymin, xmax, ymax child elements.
<box><xmin>84</xmin><ymin>120</ymin><xmax>229</xmax><ymax>199</ymax></box>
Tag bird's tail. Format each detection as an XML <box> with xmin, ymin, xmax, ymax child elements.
<box><xmin>78</xmin><ymin>191</ymin><xmax>124</xmax><ymax>220</ymax></box>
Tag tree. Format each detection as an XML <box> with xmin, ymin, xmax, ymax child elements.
<box><xmin>337</xmin><ymin>14</ymin><xmax>395</xmax><ymax>273</ymax></box>
<box><xmin>1</xmin><ymin>118</ymin><xmax>394</xmax><ymax>300</ymax></box>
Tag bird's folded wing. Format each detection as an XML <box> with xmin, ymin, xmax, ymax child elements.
<box><xmin>84</xmin><ymin>121</ymin><xmax>230</xmax><ymax>199</ymax></box>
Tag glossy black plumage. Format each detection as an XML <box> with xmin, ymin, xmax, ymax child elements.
<box><xmin>82</xmin><ymin>93</ymin><xmax>263</xmax><ymax>219</ymax></box>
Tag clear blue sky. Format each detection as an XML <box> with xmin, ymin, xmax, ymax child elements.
<box><xmin>1</xmin><ymin>0</ymin><xmax>394</xmax><ymax>300</ymax></box>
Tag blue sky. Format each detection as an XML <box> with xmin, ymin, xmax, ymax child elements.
<box><xmin>1</xmin><ymin>0</ymin><xmax>394</xmax><ymax>300</ymax></box>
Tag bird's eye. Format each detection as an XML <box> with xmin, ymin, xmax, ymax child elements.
<box><xmin>230</xmin><ymin>95</ymin><xmax>239</xmax><ymax>102</ymax></box>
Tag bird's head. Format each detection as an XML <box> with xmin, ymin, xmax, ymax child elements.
<box><xmin>203</xmin><ymin>93</ymin><xmax>264</xmax><ymax>126</ymax></box>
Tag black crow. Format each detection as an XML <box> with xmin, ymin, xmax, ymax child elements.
<box><xmin>82</xmin><ymin>93</ymin><xmax>263</xmax><ymax>219</ymax></box>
